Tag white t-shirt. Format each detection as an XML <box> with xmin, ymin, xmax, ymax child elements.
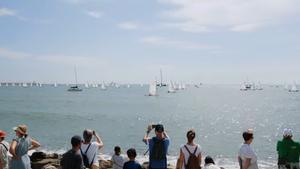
<box><xmin>111</xmin><ymin>154</ymin><xmax>126</xmax><ymax>169</ymax></box>
<box><xmin>238</xmin><ymin>144</ymin><xmax>259</xmax><ymax>169</ymax></box>
<box><xmin>81</xmin><ymin>142</ymin><xmax>99</xmax><ymax>166</ymax></box>
<box><xmin>180</xmin><ymin>144</ymin><xmax>202</xmax><ymax>169</ymax></box>
<box><xmin>203</xmin><ymin>164</ymin><xmax>221</xmax><ymax>169</ymax></box>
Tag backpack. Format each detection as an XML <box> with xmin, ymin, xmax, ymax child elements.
<box><xmin>184</xmin><ymin>145</ymin><xmax>201</xmax><ymax>169</ymax></box>
<box><xmin>80</xmin><ymin>143</ymin><xmax>95</xmax><ymax>168</ymax></box>
<box><xmin>150</xmin><ymin>137</ymin><xmax>166</xmax><ymax>160</ymax></box>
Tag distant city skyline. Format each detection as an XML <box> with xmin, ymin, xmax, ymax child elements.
<box><xmin>1</xmin><ymin>0</ymin><xmax>300</xmax><ymax>84</ymax></box>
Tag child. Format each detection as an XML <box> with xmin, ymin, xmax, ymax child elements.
<box><xmin>111</xmin><ymin>146</ymin><xmax>125</xmax><ymax>169</ymax></box>
<box><xmin>123</xmin><ymin>148</ymin><xmax>141</xmax><ymax>169</ymax></box>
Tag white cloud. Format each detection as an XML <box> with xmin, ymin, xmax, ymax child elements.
<box><xmin>158</xmin><ymin>0</ymin><xmax>300</xmax><ymax>32</ymax></box>
<box><xmin>85</xmin><ymin>10</ymin><xmax>103</xmax><ymax>19</ymax></box>
<box><xmin>0</xmin><ymin>47</ymin><xmax>108</xmax><ymax>67</ymax></box>
<box><xmin>0</xmin><ymin>8</ymin><xmax>16</xmax><ymax>17</ymax></box>
<box><xmin>0</xmin><ymin>48</ymin><xmax>31</xmax><ymax>59</ymax></box>
<box><xmin>118</xmin><ymin>22</ymin><xmax>139</xmax><ymax>30</ymax></box>
<box><xmin>141</xmin><ymin>36</ymin><xmax>219</xmax><ymax>49</ymax></box>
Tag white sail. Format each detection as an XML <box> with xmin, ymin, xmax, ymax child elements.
<box><xmin>101</xmin><ymin>82</ymin><xmax>106</xmax><ymax>90</ymax></box>
<box><xmin>168</xmin><ymin>81</ymin><xmax>175</xmax><ymax>93</ymax></box>
<box><xmin>85</xmin><ymin>83</ymin><xmax>89</xmax><ymax>88</ymax></box>
<box><xmin>182</xmin><ymin>83</ymin><xmax>186</xmax><ymax>90</ymax></box>
<box><xmin>127</xmin><ymin>84</ymin><xmax>130</xmax><ymax>88</ymax></box>
<box><xmin>0</xmin><ymin>83</ymin><xmax>1</xmax><ymax>87</ymax></box>
<box><xmin>54</xmin><ymin>83</ymin><xmax>57</xmax><ymax>87</ymax></box>
<box><xmin>22</xmin><ymin>83</ymin><xmax>28</xmax><ymax>87</ymax></box>
<box><xmin>240</xmin><ymin>83</ymin><xmax>247</xmax><ymax>91</ymax></box>
<box><xmin>148</xmin><ymin>82</ymin><xmax>157</xmax><ymax>96</ymax></box>
<box><xmin>6</xmin><ymin>83</ymin><xmax>9</xmax><ymax>87</ymax></box>
<box><xmin>289</xmin><ymin>83</ymin><xmax>299</xmax><ymax>92</ymax></box>
<box><xmin>256</xmin><ymin>82</ymin><xmax>263</xmax><ymax>90</ymax></box>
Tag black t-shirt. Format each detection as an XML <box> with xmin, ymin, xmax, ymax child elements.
<box><xmin>60</xmin><ymin>149</ymin><xmax>83</xmax><ymax>169</ymax></box>
<box><xmin>123</xmin><ymin>160</ymin><xmax>142</xmax><ymax>169</ymax></box>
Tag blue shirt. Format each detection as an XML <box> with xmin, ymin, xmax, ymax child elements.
<box><xmin>123</xmin><ymin>160</ymin><xmax>142</xmax><ymax>169</ymax></box>
<box><xmin>148</xmin><ymin>137</ymin><xmax>170</xmax><ymax>169</ymax></box>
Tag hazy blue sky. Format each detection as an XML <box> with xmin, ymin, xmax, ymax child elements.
<box><xmin>1</xmin><ymin>0</ymin><xmax>300</xmax><ymax>84</ymax></box>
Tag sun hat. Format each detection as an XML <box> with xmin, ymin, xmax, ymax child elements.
<box><xmin>13</xmin><ymin>125</ymin><xmax>27</xmax><ymax>135</ymax></box>
<box><xmin>0</xmin><ymin>130</ymin><xmax>6</xmax><ymax>138</ymax></box>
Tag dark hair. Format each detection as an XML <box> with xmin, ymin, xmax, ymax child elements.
<box><xmin>83</xmin><ymin>130</ymin><xmax>93</xmax><ymax>142</ymax></box>
<box><xmin>71</xmin><ymin>135</ymin><xmax>82</xmax><ymax>147</ymax></box>
<box><xmin>127</xmin><ymin>148</ymin><xmax>137</xmax><ymax>158</ymax></box>
<box><xmin>204</xmin><ymin>156</ymin><xmax>215</xmax><ymax>165</ymax></box>
<box><xmin>155</xmin><ymin>124</ymin><xmax>164</xmax><ymax>133</ymax></box>
<box><xmin>242</xmin><ymin>132</ymin><xmax>253</xmax><ymax>141</ymax></box>
<box><xmin>114</xmin><ymin>146</ymin><xmax>121</xmax><ymax>153</ymax></box>
<box><xmin>186</xmin><ymin>130</ymin><xmax>196</xmax><ymax>142</ymax></box>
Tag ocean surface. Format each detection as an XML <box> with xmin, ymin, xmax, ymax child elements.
<box><xmin>1</xmin><ymin>84</ymin><xmax>299</xmax><ymax>168</ymax></box>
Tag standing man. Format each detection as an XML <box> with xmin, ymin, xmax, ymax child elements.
<box><xmin>143</xmin><ymin>124</ymin><xmax>170</xmax><ymax>169</ymax></box>
<box><xmin>81</xmin><ymin>129</ymin><xmax>104</xmax><ymax>169</ymax></box>
<box><xmin>0</xmin><ymin>130</ymin><xmax>9</xmax><ymax>169</ymax></box>
<box><xmin>277</xmin><ymin>128</ymin><xmax>300</xmax><ymax>169</ymax></box>
<box><xmin>60</xmin><ymin>135</ymin><xmax>83</xmax><ymax>169</ymax></box>
<box><xmin>238</xmin><ymin>129</ymin><xmax>259</xmax><ymax>169</ymax></box>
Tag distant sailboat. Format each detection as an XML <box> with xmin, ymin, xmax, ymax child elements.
<box><xmin>85</xmin><ymin>82</ymin><xmax>89</xmax><ymax>88</ymax></box>
<box><xmin>54</xmin><ymin>83</ymin><xmax>57</xmax><ymax>87</ymax></box>
<box><xmin>148</xmin><ymin>81</ymin><xmax>157</xmax><ymax>96</ymax></box>
<box><xmin>256</xmin><ymin>82</ymin><xmax>263</xmax><ymax>90</ymax></box>
<box><xmin>240</xmin><ymin>83</ymin><xmax>247</xmax><ymax>91</ymax></box>
<box><xmin>289</xmin><ymin>82</ymin><xmax>299</xmax><ymax>92</ymax></box>
<box><xmin>68</xmin><ymin>66</ymin><xmax>82</xmax><ymax>92</ymax></box>
<box><xmin>157</xmin><ymin>69</ymin><xmax>167</xmax><ymax>87</ymax></box>
<box><xmin>168</xmin><ymin>81</ymin><xmax>175</xmax><ymax>93</ymax></box>
<box><xmin>101</xmin><ymin>82</ymin><xmax>106</xmax><ymax>90</ymax></box>
<box><xmin>22</xmin><ymin>83</ymin><xmax>28</xmax><ymax>88</ymax></box>
<box><xmin>127</xmin><ymin>84</ymin><xmax>131</xmax><ymax>88</ymax></box>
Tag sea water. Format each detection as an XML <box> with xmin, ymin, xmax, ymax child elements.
<box><xmin>0</xmin><ymin>84</ymin><xmax>299</xmax><ymax>168</ymax></box>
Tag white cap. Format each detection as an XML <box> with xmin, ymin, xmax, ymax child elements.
<box><xmin>283</xmin><ymin>128</ymin><xmax>293</xmax><ymax>137</ymax></box>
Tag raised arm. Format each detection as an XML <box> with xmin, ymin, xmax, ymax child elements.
<box><xmin>29</xmin><ymin>138</ymin><xmax>41</xmax><ymax>151</ymax></box>
<box><xmin>143</xmin><ymin>125</ymin><xmax>152</xmax><ymax>144</ymax></box>
<box><xmin>93</xmin><ymin>131</ymin><xmax>104</xmax><ymax>149</ymax></box>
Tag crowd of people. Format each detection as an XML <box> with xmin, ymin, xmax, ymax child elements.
<box><xmin>0</xmin><ymin>124</ymin><xmax>299</xmax><ymax>169</ymax></box>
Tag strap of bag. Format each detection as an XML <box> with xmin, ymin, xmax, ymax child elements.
<box><xmin>90</xmin><ymin>152</ymin><xmax>96</xmax><ymax>167</ymax></box>
<box><xmin>0</xmin><ymin>142</ymin><xmax>8</xmax><ymax>151</ymax></box>
<box><xmin>80</xmin><ymin>143</ymin><xmax>92</xmax><ymax>155</ymax></box>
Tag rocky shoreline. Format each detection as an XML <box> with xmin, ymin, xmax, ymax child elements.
<box><xmin>30</xmin><ymin>152</ymin><xmax>176</xmax><ymax>169</ymax></box>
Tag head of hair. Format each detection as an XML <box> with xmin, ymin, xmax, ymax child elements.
<box><xmin>83</xmin><ymin>129</ymin><xmax>93</xmax><ymax>142</ymax></box>
<box><xmin>242</xmin><ymin>131</ymin><xmax>253</xmax><ymax>141</ymax></box>
<box><xmin>204</xmin><ymin>156</ymin><xmax>215</xmax><ymax>165</ymax></box>
<box><xmin>127</xmin><ymin>148</ymin><xmax>137</xmax><ymax>159</ymax></box>
<box><xmin>71</xmin><ymin>135</ymin><xmax>82</xmax><ymax>147</ymax></box>
<box><xmin>186</xmin><ymin>129</ymin><xmax>196</xmax><ymax>143</ymax></box>
<box><xmin>114</xmin><ymin>146</ymin><xmax>121</xmax><ymax>154</ymax></box>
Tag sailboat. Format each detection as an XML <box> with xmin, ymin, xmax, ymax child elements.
<box><xmin>68</xmin><ymin>67</ymin><xmax>82</xmax><ymax>92</ymax></box>
<box><xmin>101</xmin><ymin>82</ymin><xmax>106</xmax><ymax>90</ymax></box>
<box><xmin>156</xmin><ymin>69</ymin><xmax>167</xmax><ymax>87</ymax></box>
<box><xmin>22</xmin><ymin>83</ymin><xmax>28</xmax><ymax>88</ymax></box>
<box><xmin>148</xmin><ymin>81</ymin><xmax>157</xmax><ymax>96</ymax></box>
<box><xmin>168</xmin><ymin>81</ymin><xmax>175</xmax><ymax>93</ymax></box>
<box><xmin>289</xmin><ymin>82</ymin><xmax>299</xmax><ymax>92</ymax></box>
<box><xmin>85</xmin><ymin>82</ymin><xmax>89</xmax><ymax>88</ymax></box>
<box><xmin>240</xmin><ymin>83</ymin><xmax>247</xmax><ymax>91</ymax></box>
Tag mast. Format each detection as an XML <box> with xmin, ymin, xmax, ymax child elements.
<box><xmin>74</xmin><ymin>66</ymin><xmax>78</xmax><ymax>86</ymax></box>
<box><xmin>160</xmin><ymin>69</ymin><xmax>163</xmax><ymax>86</ymax></box>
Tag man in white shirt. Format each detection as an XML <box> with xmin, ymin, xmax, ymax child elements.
<box><xmin>238</xmin><ymin>129</ymin><xmax>259</xmax><ymax>169</ymax></box>
<box><xmin>81</xmin><ymin>129</ymin><xmax>104</xmax><ymax>169</ymax></box>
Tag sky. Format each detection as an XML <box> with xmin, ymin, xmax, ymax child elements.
<box><xmin>1</xmin><ymin>0</ymin><xmax>300</xmax><ymax>84</ymax></box>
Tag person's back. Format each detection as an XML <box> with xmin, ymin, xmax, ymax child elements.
<box><xmin>277</xmin><ymin>128</ymin><xmax>300</xmax><ymax>169</ymax></box>
<box><xmin>0</xmin><ymin>130</ymin><xmax>9</xmax><ymax>169</ymax></box>
<box><xmin>60</xmin><ymin>135</ymin><xmax>83</xmax><ymax>169</ymax></box>
<box><xmin>123</xmin><ymin>148</ymin><xmax>141</xmax><ymax>169</ymax></box>
<box><xmin>143</xmin><ymin>124</ymin><xmax>170</xmax><ymax>169</ymax></box>
<box><xmin>81</xmin><ymin>129</ymin><xmax>104</xmax><ymax>169</ymax></box>
<box><xmin>238</xmin><ymin>129</ymin><xmax>258</xmax><ymax>169</ymax></box>
<box><xmin>61</xmin><ymin>149</ymin><xmax>83</xmax><ymax>169</ymax></box>
<box><xmin>112</xmin><ymin>146</ymin><xmax>125</xmax><ymax>169</ymax></box>
<box><xmin>203</xmin><ymin>156</ymin><xmax>221</xmax><ymax>169</ymax></box>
